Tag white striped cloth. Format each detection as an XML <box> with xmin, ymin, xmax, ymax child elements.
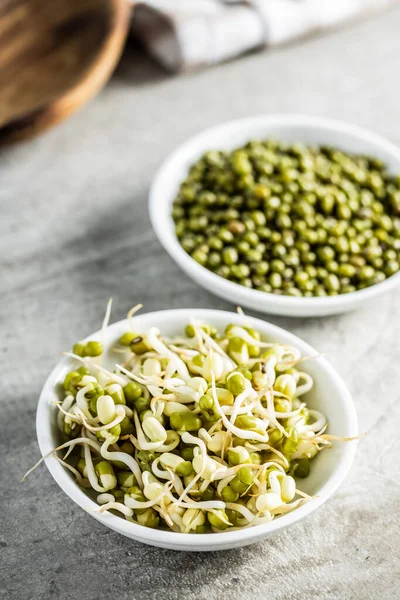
<box><xmin>131</xmin><ymin>0</ymin><xmax>398</xmax><ymax>71</ymax></box>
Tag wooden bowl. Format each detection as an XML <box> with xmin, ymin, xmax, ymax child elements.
<box><xmin>0</xmin><ymin>0</ymin><xmax>131</xmax><ymax>143</ymax></box>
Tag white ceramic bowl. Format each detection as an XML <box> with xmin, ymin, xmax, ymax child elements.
<box><xmin>149</xmin><ymin>115</ymin><xmax>400</xmax><ymax>317</ymax></box>
<box><xmin>36</xmin><ymin>309</ymin><xmax>357</xmax><ymax>551</ymax></box>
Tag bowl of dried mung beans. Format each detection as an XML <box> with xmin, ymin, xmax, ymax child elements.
<box><xmin>149</xmin><ymin>115</ymin><xmax>400</xmax><ymax>316</ymax></box>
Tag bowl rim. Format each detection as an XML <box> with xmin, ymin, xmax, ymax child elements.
<box><xmin>36</xmin><ymin>308</ymin><xmax>358</xmax><ymax>548</ymax></box>
<box><xmin>149</xmin><ymin>114</ymin><xmax>400</xmax><ymax>312</ymax></box>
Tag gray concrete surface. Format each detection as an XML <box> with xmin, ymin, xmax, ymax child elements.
<box><xmin>1</xmin><ymin>7</ymin><xmax>400</xmax><ymax>600</ymax></box>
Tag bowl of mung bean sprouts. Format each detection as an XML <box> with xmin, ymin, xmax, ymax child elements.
<box><xmin>149</xmin><ymin>115</ymin><xmax>400</xmax><ymax>316</ymax></box>
<box><xmin>32</xmin><ymin>305</ymin><xmax>358</xmax><ymax>551</ymax></box>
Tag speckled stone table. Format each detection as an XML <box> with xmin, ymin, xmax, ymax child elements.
<box><xmin>1</xmin><ymin>7</ymin><xmax>400</xmax><ymax>600</ymax></box>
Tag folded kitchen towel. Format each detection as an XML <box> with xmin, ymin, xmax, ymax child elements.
<box><xmin>131</xmin><ymin>0</ymin><xmax>398</xmax><ymax>72</ymax></box>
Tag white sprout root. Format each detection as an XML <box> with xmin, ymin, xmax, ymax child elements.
<box><xmin>24</xmin><ymin>304</ymin><xmax>349</xmax><ymax>534</ymax></box>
